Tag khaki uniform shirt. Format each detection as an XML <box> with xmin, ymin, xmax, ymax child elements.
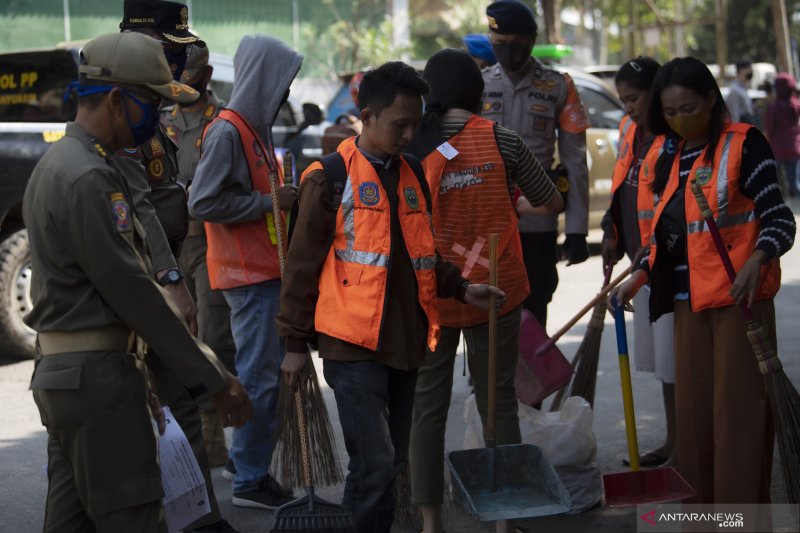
<box><xmin>161</xmin><ymin>91</ymin><xmax>224</xmax><ymax>189</ymax></box>
<box><xmin>482</xmin><ymin>58</ymin><xmax>590</xmax><ymax>235</ymax></box>
<box><xmin>23</xmin><ymin>122</ymin><xmax>227</xmax><ymax>396</ymax></box>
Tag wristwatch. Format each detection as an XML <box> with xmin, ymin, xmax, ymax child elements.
<box><xmin>156</xmin><ymin>268</ymin><xmax>183</xmax><ymax>286</ymax></box>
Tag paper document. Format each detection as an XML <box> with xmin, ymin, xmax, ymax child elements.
<box><xmin>159</xmin><ymin>406</ymin><xmax>211</xmax><ymax>533</ymax></box>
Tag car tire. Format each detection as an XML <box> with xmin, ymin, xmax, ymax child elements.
<box><xmin>0</xmin><ymin>229</ymin><xmax>36</xmax><ymax>358</ymax></box>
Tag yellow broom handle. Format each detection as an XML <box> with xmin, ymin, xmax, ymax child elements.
<box><xmin>614</xmin><ymin>302</ymin><xmax>640</xmax><ymax>471</ymax></box>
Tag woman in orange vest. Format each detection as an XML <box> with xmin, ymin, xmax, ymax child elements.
<box><xmin>405</xmin><ymin>48</ymin><xmax>563</xmax><ymax>533</ymax></box>
<box><xmin>600</xmin><ymin>57</ymin><xmax>676</xmax><ymax>469</ymax></box>
<box><xmin>610</xmin><ymin>57</ymin><xmax>795</xmax><ymax>505</ymax></box>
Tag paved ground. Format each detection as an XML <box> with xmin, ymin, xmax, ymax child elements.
<box><xmin>1</xmin><ymin>204</ymin><xmax>798</xmax><ymax>532</ymax></box>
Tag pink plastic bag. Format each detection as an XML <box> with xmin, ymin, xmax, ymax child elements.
<box><xmin>515</xmin><ymin>309</ymin><xmax>573</xmax><ymax>406</ymax></box>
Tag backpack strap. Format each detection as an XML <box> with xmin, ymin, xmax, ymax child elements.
<box><xmin>320</xmin><ymin>152</ymin><xmax>348</xmax><ymax>210</ymax></box>
<box><xmin>402</xmin><ymin>152</ymin><xmax>432</xmax><ymax>215</ymax></box>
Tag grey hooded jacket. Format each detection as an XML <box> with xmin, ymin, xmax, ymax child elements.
<box><xmin>188</xmin><ymin>35</ymin><xmax>303</xmax><ymax>223</ymax></box>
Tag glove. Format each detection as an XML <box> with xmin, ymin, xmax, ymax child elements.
<box><xmin>562</xmin><ymin>234</ymin><xmax>589</xmax><ymax>266</ymax></box>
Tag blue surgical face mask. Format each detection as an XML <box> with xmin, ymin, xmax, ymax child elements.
<box><xmin>121</xmin><ymin>89</ymin><xmax>160</xmax><ymax>147</ymax></box>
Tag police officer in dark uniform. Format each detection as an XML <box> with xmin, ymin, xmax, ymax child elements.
<box><xmin>162</xmin><ymin>44</ymin><xmax>236</xmax><ymax>468</ymax></box>
<box><xmin>116</xmin><ymin>2</ymin><xmax>239</xmax><ymax>531</ymax></box>
<box><xmin>24</xmin><ymin>32</ymin><xmax>251</xmax><ymax>533</ymax></box>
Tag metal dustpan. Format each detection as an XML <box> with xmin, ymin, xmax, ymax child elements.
<box><xmin>602</xmin><ymin>301</ymin><xmax>695</xmax><ymax>508</ymax></box>
<box><xmin>447</xmin><ymin>235</ymin><xmax>571</xmax><ymax>521</ymax></box>
<box><xmin>447</xmin><ymin>443</ymin><xmax>571</xmax><ymax>520</ymax></box>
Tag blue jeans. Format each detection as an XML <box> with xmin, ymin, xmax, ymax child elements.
<box><xmin>223</xmin><ymin>279</ymin><xmax>284</xmax><ymax>493</ymax></box>
<box><xmin>323</xmin><ymin>359</ymin><xmax>417</xmax><ymax>533</ymax></box>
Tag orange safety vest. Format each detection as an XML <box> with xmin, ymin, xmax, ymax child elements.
<box><xmin>649</xmin><ymin>122</ymin><xmax>781</xmax><ymax>311</ymax></box>
<box><xmin>203</xmin><ymin>109</ymin><xmax>286</xmax><ymax>290</ymax></box>
<box><xmin>422</xmin><ymin>115</ymin><xmax>529</xmax><ymax>327</ymax></box>
<box><xmin>303</xmin><ymin>137</ymin><xmax>441</xmax><ymax>352</ymax></box>
<box><xmin>610</xmin><ymin>115</ymin><xmax>665</xmax><ymax>248</ymax></box>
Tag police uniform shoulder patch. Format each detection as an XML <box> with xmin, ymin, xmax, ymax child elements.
<box><xmin>93</xmin><ymin>142</ymin><xmax>108</xmax><ymax>158</ymax></box>
<box><xmin>695</xmin><ymin>167</ymin><xmax>713</xmax><ymax>186</ymax></box>
<box><xmin>404</xmin><ymin>187</ymin><xmax>419</xmax><ymax>210</ymax></box>
<box><xmin>149</xmin><ymin>159</ymin><xmax>164</xmax><ymax>180</ymax></box>
<box><xmin>150</xmin><ymin>138</ymin><xmax>163</xmax><ymax>157</ymax></box>
<box><xmin>204</xmin><ymin>105</ymin><xmax>215</xmax><ymax>118</ymax></box>
<box><xmin>109</xmin><ymin>192</ymin><xmax>131</xmax><ymax>232</ymax></box>
<box><xmin>359</xmin><ymin>182</ymin><xmax>380</xmax><ymax>206</ymax></box>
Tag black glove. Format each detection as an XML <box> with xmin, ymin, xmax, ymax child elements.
<box><xmin>562</xmin><ymin>234</ymin><xmax>589</xmax><ymax>266</ymax></box>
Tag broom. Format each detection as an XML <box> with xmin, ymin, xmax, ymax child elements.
<box><xmin>547</xmin><ymin>265</ymin><xmax>631</xmax><ymax>411</ymax></box>
<box><xmin>270</xmin><ymin>388</ymin><xmax>357</xmax><ymax>532</ymax></box>
<box><xmin>268</xmin><ymin>149</ymin><xmax>343</xmax><ymax>489</ymax></box>
<box><xmin>551</xmin><ymin>264</ymin><xmax>614</xmax><ymax>410</ymax></box>
<box><xmin>690</xmin><ymin>178</ymin><xmax>800</xmax><ymax>505</ymax></box>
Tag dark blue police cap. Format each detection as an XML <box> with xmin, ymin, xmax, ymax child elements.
<box><xmin>486</xmin><ymin>0</ymin><xmax>538</xmax><ymax>36</ymax></box>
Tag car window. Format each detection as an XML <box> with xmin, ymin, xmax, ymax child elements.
<box><xmin>574</xmin><ymin>84</ymin><xmax>624</xmax><ymax>130</ymax></box>
<box><xmin>0</xmin><ymin>50</ymin><xmax>78</xmax><ymax>122</ymax></box>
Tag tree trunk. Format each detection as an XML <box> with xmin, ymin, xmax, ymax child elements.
<box><xmin>770</xmin><ymin>0</ymin><xmax>793</xmax><ymax>75</ymax></box>
<box><xmin>541</xmin><ymin>0</ymin><xmax>562</xmax><ymax>43</ymax></box>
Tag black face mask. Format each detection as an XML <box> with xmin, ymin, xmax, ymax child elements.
<box><xmin>188</xmin><ymin>77</ymin><xmax>208</xmax><ymax>95</ymax></box>
<box><xmin>163</xmin><ymin>47</ymin><xmax>188</xmax><ymax>81</ymax></box>
<box><xmin>492</xmin><ymin>41</ymin><xmax>532</xmax><ymax>73</ymax></box>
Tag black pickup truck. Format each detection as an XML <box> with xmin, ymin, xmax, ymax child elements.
<box><xmin>0</xmin><ymin>45</ymin><xmax>322</xmax><ymax>358</ymax></box>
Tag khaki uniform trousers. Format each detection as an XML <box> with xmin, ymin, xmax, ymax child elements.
<box><xmin>674</xmin><ymin>300</ymin><xmax>775</xmax><ymax>504</ymax></box>
<box><xmin>410</xmin><ymin>305</ymin><xmax>523</xmax><ymax>505</ymax></box>
<box><xmin>32</xmin><ymin>351</ymin><xmax>166</xmax><ymax>533</ymax></box>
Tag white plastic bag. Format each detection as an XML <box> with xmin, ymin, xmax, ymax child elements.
<box><xmin>462</xmin><ymin>395</ymin><xmax>601</xmax><ymax>513</ymax></box>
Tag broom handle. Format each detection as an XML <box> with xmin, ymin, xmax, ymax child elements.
<box><xmin>486</xmin><ymin>234</ymin><xmax>498</xmax><ymax>449</ymax></box>
<box><xmin>294</xmin><ymin>387</ymin><xmax>313</xmax><ymax>487</ymax></box>
<box><xmin>535</xmin><ymin>265</ymin><xmax>632</xmax><ymax>356</ymax></box>
<box><xmin>689</xmin><ymin>179</ymin><xmax>754</xmax><ymax>321</ymax></box>
<box><xmin>614</xmin><ymin>299</ymin><xmax>640</xmax><ymax>471</ymax></box>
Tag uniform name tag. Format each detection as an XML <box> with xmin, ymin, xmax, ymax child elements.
<box><xmin>437</xmin><ymin>142</ymin><xmax>459</xmax><ymax>161</ymax></box>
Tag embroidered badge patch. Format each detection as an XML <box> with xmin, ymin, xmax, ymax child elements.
<box><xmin>695</xmin><ymin>167</ymin><xmax>712</xmax><ymax>186</ymax></box>
<box><xmin>531</xmin><ymin>104</ymin><xmax>550</xmax><ymax>114</ymax></box>
<box><xmin>149</xmin><ymin>159</ymin><xmax>164</xmax><ymax>180</ymax></box>
<box><xmin>359</xmin><ymin>182</ymin><xmax>380</xmax><ymax>206</ymax></box>
<box><xmin>150</xmin><ymin>138</ymin><xmax>163</xmax><ymax>157</ymax></box>
<box><xmin>404</xmin><ymin>187</ymin><xmax>419</xmax><ymax>210</ymax></box>
<box><xmin>110</xmin><ymin>192</ymin><xmax>131</xmax><ymax>232</ymax></box>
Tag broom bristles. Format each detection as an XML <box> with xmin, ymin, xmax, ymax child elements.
<box><xmin>273</xmin><ymin>362</ymin><xmax>343</xmax><ymax>489</ymax></box>
<box><xmin>551</xmin><ymin>302</ymin><xmax>606</xmax><ymax>411</ymax></box>
<box><xmin>766</xmin><ymin>370</ymin><xmax>800</xmax><ymax>505</ymax></box>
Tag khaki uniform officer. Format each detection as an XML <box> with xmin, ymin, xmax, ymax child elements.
<box><xmin>117</xmin><ymin>3</ymin><xmax>240</xmax><ymax>531</ymax></box>
<box><xmin>162</xmin><ymin>44</ymin><xmax>236</xmax><ymax>468</ymax></box>
<box><xmin>23</xmin><ymin>32</ymin><xmax>251</xmax><ymax>533</ymax></box>
<box><xmin>482</xmin><ymin>0</ymin><xmax>591</xmax><ymax>328</ymax></box>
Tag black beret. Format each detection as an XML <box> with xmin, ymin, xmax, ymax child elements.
<box><xmin>120</xmin><ymin>0</ymin><xmax>201</xmax><ymax>45</ymax></box>
<box><xmin>486</xmin><ymin>0</ymin><xmax>538</xmax><ymax>36</ymax></box>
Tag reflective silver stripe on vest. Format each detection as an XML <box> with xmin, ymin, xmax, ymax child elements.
<box><xmin>621</xmin><ymin>116</ymin><xmax>633</xmax><ymax>138</ymax></box>
<box><xmin>716</xmin><ymin>132</ymin><xmax>735</xmax><ymax>216</ymax></box>
<box><xmin>341</xmin><ymin>177</ymin><xmax>355</xmax><ymax>248</ymax></box>
<box><xmin>638</xmin><ymin>209</ymin><xmax>654</xmax><ymax>220</ymax></box>
<box><xmin>335</xmin><ymin>175</ymin><xmax>390</xmax><ymax>268</ymax></box>
<box><xmin>687</xmin><ymin>210</ymin><xmax>755</xmax><ymax>234</ymax></box>
<box><xmin>410</xmin><ymin>255</ymin><xmax>437</xmax><ymax>271</ymax></box>
<box><xmin>334</xmin><ymin>248</ymin><xmax>390</xmax><ymax>267</ymax></box>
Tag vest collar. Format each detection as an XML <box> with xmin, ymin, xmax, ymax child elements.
<box><xmin>355</xmin><ymin>136</ymin><xmax>398</xmax><ymax>170</ymax></box>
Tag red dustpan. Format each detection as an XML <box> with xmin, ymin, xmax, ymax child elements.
<box><xmin>514</xmin><ymin>309</ymin><xmax>573</xmax><ymax>407</ymax></box>
<box><xmin>602</xmin><ymin>300</ymin><xmax>695</xmax><ymax>507</ymax></box>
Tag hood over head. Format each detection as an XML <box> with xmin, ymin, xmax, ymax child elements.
<box><xmin>228</xmin><ymin>34</ymin><xmax>303</xmax><ymax>139</ymax></box>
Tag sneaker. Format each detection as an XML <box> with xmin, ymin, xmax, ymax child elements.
<box><xmin>231</xmin><ymin>474</ymin><xmax>294</xmax><ymax>510</ymax></box>
<box><xmin>222</xmin><ymin>458</ymin><xmax>235</xmax><ymax>482</ymax></box>
<box><xmin>183</xmin><ymin>518</ymin><xmax>238</xmax><ymax>532</ymax></box>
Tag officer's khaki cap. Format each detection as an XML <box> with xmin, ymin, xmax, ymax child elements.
<box><xmin>79</xmin><ymin>32</ymin><xmax>200</xmax><ymax>105</ymax></box>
